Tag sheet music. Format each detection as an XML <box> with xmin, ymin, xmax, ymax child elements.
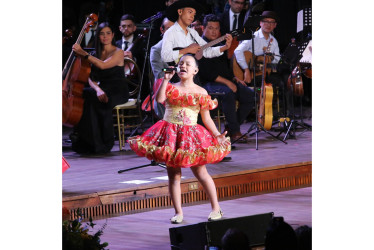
<box><xmin>297</xmin><ymin>10</ymin><xmax>304</xmax><ymax>33</ymax></box>
<box><xmin>300</xmin><ymin>40</ymin><xmax>312</xmax><ymax>64</ymax></box>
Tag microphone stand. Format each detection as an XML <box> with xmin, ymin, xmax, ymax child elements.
<box><xmin>118</xmin><ymin>17</ymin><xmax>166</xmax><ymax>174</ymax></box>
<box><xmin>231</xmin><ymin>29</ymin><xmax>286</xmax><ymax>149</ymax></box>
<box><xmin>124</xmin><ymin>12</ymin><xmax>165</xmax><ymax>138</ymax></box>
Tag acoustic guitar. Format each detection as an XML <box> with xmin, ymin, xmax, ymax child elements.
<box><xmin>257</xmin><ymin>39</ymin><xmax>274</xmax><ymax>130</ymax></box>
<box><xmin>286</xmin><ymin>40</ymin><xmax>312</xmax><ymax>96</ymax></box>
<box><xmin>227</xmin><ymin>36</ymin><xmax>239</xmax><ymax>59</ymax></box>
<box><xmin>287</xmin><ymin>63</ymin><xmax>304</xmax><ymax>97</ymax></box>
<box><xmin>232</xmin><ymin>51</ymin><xmax>277</xmax><ymax>84</ymax></box>
<box><xmin>172</xmin><ymin>29</ymin><xmax>240</xmax><ymax>61</ymax></box>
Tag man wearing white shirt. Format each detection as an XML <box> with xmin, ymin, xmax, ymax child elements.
<box><xmin>161</xmin><ymin>0</ymin><xmax>232</xmax><ymax>65</ymax></box>
<box><xmin>234</xmin><ymin>11</ymin><xmax>280</xmax><ymax>84</ymax></box>
<box><xmin>234</xmin><ymin>11</ymin><xmax>288</xmax><ymax>119</ymax></box>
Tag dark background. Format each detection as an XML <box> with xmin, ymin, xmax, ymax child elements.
<box><xmin>62</xmin><ymin>0</ymin><xmax>312</xmax><ymax>103</ymax></box>
<box><xmin>62</xmin><ymin>0</ymin><xmax>312</xmax><ymax>51</ymax></box>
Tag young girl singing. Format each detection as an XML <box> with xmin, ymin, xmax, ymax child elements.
<box><xmin>129</xmin><ymin>54</ymin><xmax>231</xmax><ymax>223</ymax></box>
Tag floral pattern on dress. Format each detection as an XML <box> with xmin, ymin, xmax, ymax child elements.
<box><xmin>128</xmin><ymin>82</ymin><xmax>230</xmax><ymax>168</ymax></box>
<box><xmin>173</xmin><ymin>109</ymin><xmax>191</xmax><ymax>125</ymax></box>
<box><xmin>165</xmin><ymin>83</ymin><xmax>218</xmax><ymax>110</ymax></box>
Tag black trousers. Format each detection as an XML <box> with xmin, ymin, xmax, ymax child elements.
<box><xmin>72</xmin><ymin>82</ymin><xmax>128</xmax><ymax>154</ymax></box>
<box><xmin>204</xmin><ymin>82</ymin><xmax>255</xmax><ymax>134</ymax></box>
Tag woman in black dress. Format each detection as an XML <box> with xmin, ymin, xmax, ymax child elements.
<box><xmin>71</xmin><ymin>22</ymin><xmax>129</xmax><ymax>154</ymax></box>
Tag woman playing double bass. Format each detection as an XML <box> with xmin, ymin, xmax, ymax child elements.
<box><xmin>71</xmin><ymin>22</ymin><xmax>129</xmax><ymax>154</ymax></box>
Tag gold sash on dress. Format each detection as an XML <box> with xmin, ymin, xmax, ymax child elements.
<box><xmin>163</xmin><ymin>104</ymin><xmax>200</xmax><ymax>125</ymax></box>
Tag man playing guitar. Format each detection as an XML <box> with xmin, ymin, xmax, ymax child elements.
<box><xmin>234</xmin><ymin>11</ymin><xmax>280</xmax><ymax>84</ymax></box>
<box><xmin>161</xmin><ymin>0</ymin><xmax>232</xmax><ymax>66</ymax></box>
<box><xmin>234</xmin><ymin>11</ymin><xmax>287</xmax><ymax>120</ymax></box>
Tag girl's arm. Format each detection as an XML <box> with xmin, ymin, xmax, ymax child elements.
<box><xmin>200</xmin><ymin>108</ymin><xmax>228</xmax><ymax>145</ymax></box>
<box><xmin>155</xmin><ymin>69</ymin><xmax>176</xmax><ymax>103</ymax></box>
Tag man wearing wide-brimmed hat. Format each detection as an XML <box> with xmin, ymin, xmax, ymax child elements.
<box><xmin>234</xmin><ymin>10</ymin><xmax>288</xmax><ymax>119</ymax></box>
<box><xmin>161</xmin><ymin>0</ymin><xmax>233</xmax><ymax>64</ymax></box>
<box><xmin>234</xmin><ymin>10</ymin><xmax>280</xmax><ymax>84</ymax></box>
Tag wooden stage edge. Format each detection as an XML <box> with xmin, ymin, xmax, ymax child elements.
<box><xmin>63</xmin><ymin>161</ymin><xmax>312</xmax><ymax>220</ymax></box>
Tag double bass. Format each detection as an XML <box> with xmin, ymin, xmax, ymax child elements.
<box><xmin>258</xmin><ymin>39</ymin><xmax>274</xmax><ymax>130</ymax></box>
<box><xmin>62</xmin><ymin>13</ymin><xmax>98</xmax><ymax>127</ymax></box>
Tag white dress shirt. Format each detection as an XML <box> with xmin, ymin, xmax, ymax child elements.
<box><xmin>161</xmin><ymin>22</ymin><xmax>223</xmax><ymax>63</ymax></box>
<box><xmin>234</xmin><ymin>28</ymin><xmax>280</xmax><ymax>70</ymax></box>
<box><xmin>122</xmin><ymin>34</ymin><xmax>134</xmax><ymax>50</ymax></box>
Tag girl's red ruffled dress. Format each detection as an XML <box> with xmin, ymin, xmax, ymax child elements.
<box><xmin>128</xmin><ymin>83</ymin><xmax>231</xmax><ymax>168</ymax></box>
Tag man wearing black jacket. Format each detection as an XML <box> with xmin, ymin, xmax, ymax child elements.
<box><xmin>198</xmin><ymin>14</ymin><xmax>255</xmax><ymax>142</ymax></box>
<box><xmin>115</xmin><ymin>14</ymin><xmax>146</xmax><ymax>73</ymax></box>
<box><xmin>219</xmin><ymin>0</ymin><xmax>246</xmax><ymax>35</ymax></box>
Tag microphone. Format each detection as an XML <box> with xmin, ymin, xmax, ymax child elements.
<box><xmin>142</xmin><ymin>11</ymin><xmax>164</xmax><ymax>24</ymax></box>
<box><xmin>162</xmin><ymin>67</ymin><xmax>180</xmax><ymax>73</ymax></box>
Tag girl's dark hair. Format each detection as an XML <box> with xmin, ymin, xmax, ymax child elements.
<box><xmin>180</xmin><ymin>53</ymin><xmax>199</xmax><ymax>68</ymax></box>
<box><xmin>94</xmin><ymin>22</ymin><xmax>116</xmax><ymax>59</ymax></box>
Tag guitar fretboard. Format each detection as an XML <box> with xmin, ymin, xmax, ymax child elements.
<box><xmin>200</xmin><ymin>35</ymin><xmax>226</xmax><ymax>50</ymax></box>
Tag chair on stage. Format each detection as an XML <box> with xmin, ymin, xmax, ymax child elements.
<box><xmin>113</xmin><ymin>58</ymin><xmax>143</xmax><ymax>151</ymax></box>
<box><xmin>208</xmin><ymin>92</ymin><xmax>226</xmax><ymax>133</ymax></box>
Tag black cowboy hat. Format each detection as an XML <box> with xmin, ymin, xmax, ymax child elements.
<box><xmin>165</xmin><ymin>0</ymin><xmax>204</xmax><ymax>22</ymax></box>
<box><xmin>260</xmin><ymin>11</ymin><xmax>279</xmax><ymax>22</ymax></box>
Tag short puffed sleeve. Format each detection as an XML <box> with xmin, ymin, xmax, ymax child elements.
<box><xmin>199</xmin><ymin>95</ymin><xmax>218</xmax><ymax>110</ymax></box>
<box><xmin>166</xmin><ymin>83</ymin><xmax>181</xmax><ymax>100</ymax></box>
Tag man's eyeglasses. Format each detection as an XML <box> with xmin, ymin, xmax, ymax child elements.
<box><xmin>232</xmin><ymin>0</ymin><xmax>245</xmax><ymax>5</ymax></box>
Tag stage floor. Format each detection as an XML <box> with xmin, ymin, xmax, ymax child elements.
<box><xmin>62</xmin><ymin>115</ymin><xmax>312</xmax><ymax>198</ymax></box>
<box><xmin>62</xmin><ymin>111</ymin><xmax>312</xmax><ymax>249</ymax></box>
<box><xmin>87</xmin><ymin>187</ymin><xmax>312</xmax><ymax>250</ymax></box>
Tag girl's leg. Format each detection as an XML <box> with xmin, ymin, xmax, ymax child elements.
<box><xmin>167</xmin><ymin>166</ymin><xmax>183</xmax><ymax>216</ymax></box>
<box><xmin>190</xmin><ymin>165</ymin><xmax>220</xmax><ymax>212</ymax></box>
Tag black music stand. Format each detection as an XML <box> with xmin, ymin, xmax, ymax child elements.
<box><xmin>277</xmin><ymin>36</ymin><xmax>312</xmax><ymax>142</ymax></box>
<box><xmin>280</xmin><ymin>66</ymin><xmax>312</xmax><ymax>141</ymax></box>
<box><xmin>284</xmin><ymin>6</ymin><xmax>313</xmax><ymax>138</ymax></box>
<box><xmin>280</xmin><ymin>85</ymin><xmax>311</xmax><ymax>142</ymax></box>
<box><xmin>231</xmin><ymin>17</ymin><xmax>286</xmax><ymax>149</ymax></box>
<box><xmin>118</xmin><ymin>16</ymin><xmax>166</xmax><ymax>174</ymax></box>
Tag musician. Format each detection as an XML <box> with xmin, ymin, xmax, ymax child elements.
<box><xmin>198</xmin><ymin>14</ymin><xmax>255</xmax><ymax>142</ymax></box>
<box><xmin>71</xmin><ymin>22</ymin><xmax>130</xmax><ymax>154</ymax></box>
<box><xmin>219</xmin><ymin>0</ymin><xmax>247</xmax><ymax>35</ymax></box>
<box><xmin>190</xmin><ymin>18</ymin><xmax>203</xmax><ymax>36</ymax></box>
<box><xmin>116</xmin><ymin>14</ymin><xmax>145</xmax><ymax>68</ymax></box>
<box><xmin>234</xmin><ymin>11</ymin><xmax>287</xmax><ymax>118</ymax></box>
<box><xmin>161</xmin><ymin>0</ymin><xmax>232</xmax><ymax>66</ymax></box>
<box><xmin>150</xmin><ymin>17</ymin><xmax>175</xmax><ymax>80</ymax></box>
<box><xmin>234</xmin><ymin>11</ymin><xmax>280</xmax><ymax>82</ymax></box>
<box><xmin>83</xmin><ymin>25</ymin><xmax>97</xmax><ymax>49</ymax></box>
